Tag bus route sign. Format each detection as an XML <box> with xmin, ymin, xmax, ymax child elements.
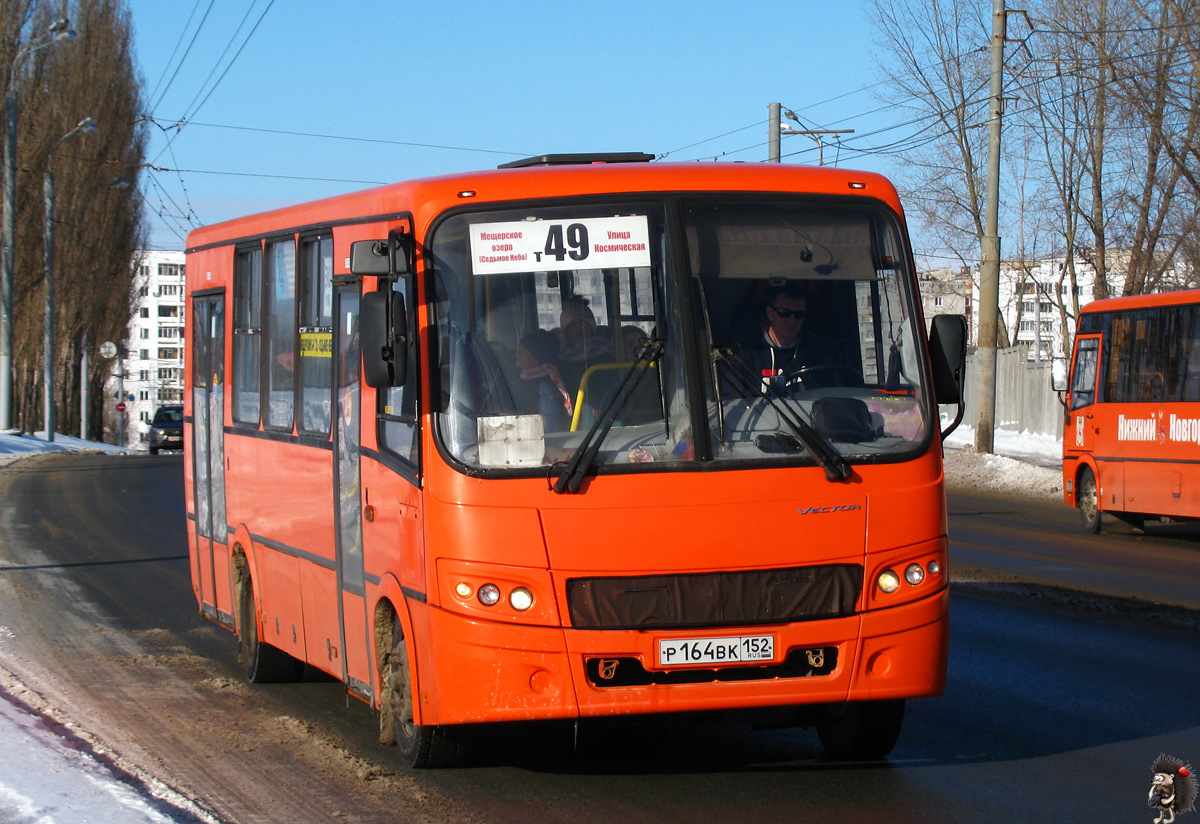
<box><xmin>469</xmin><ymin>215</ymin><xmax>651</xmax><ymax>275</ymax></box>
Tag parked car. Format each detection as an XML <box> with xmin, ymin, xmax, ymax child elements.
<box><xmin>148</xmin><ymin>404</ymin><xmax>183</xmax><ymax>454</ymax></box>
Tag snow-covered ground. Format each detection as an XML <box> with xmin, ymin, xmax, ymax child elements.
<box><xmin>942</xmin><ymin>423</ymin><xmax>1064</xmax><ymax>503</ymax></box>
<box><xmin>0</xmin><ymin>429</ymin><xmax>134</xmax><ymax>468</ymax></box>
<box><xmin>0</xmin><ymin>675</ymin><xmax>211</xmax><ymax>824</ymax></box>
<box><xmin>1</xmin><ymin>431</ymin><xmax>206</xmax><ymax>823</ymax></box>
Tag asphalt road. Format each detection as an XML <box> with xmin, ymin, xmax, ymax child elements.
<box><xmin>949</xmin><ymin>489</ymin><xmax>1200</xmax><ymax>610</ymax></box>
<box><xmin>0</xmin><ymin>452</ymin><xmax>1198</xmax><ymax>824</ymax></box>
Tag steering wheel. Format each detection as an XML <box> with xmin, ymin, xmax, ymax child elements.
<box><xmin>790</xmin><ymin>365</ymin><xmax>865</xmax><ymax>389</ymax></box>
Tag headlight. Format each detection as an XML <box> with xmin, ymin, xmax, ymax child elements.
<box><xmin>509</xmin><ymin>587</ymin><xmax>534</xmax><ymax>612</ymax></box>
<box><xmin>905</xmin><ymin>564</ymin><xmax>926</xmax><ymax>586</ymax></box>
<box><xmin>877</xmin><ymin>569</ymin><xmax>901</xmax><ymax>593</ymax></box>
<box><xmin>477</xmin><ymin>584</ymin><xmax>501</xmax><ymax>606</ymax></box>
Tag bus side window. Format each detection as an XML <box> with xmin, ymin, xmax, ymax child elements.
<box><xmin>232</xmin><ymin>246</ymin><xmax>262</xmax><ymax>425</ymax></box>
<box><xmin>1070</xmin><ymin>337</ymin><xmax>1099</xmax><ymax>411</ymax></box>
<box><xmin>298</xmin><ymin>235</ymin><xmax>334</xmax><ymax>436</ymax></box>
<box><xmin>264</xmin><ymin>238</ymin><xmax>296</xmax><ymax>431</ymax></box>
<box><xmin>380</xmin><ymin>275</ymin><xmax>419</xmax><ymax>469</ymax></box>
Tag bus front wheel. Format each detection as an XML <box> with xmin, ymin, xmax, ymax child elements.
<box><xmin>1077</xmin><ymin>466</ymin><xmax>1102</xmax><ymax>533</ymax></box>
<box><xmin>816</xmin><ymin>699</ymin><xmax>905</xmax><ymax>760</ymax></box>
<box><xmin>379</xmin><ymin>616</ymin><xmax>459</xmax><ymax>768</ymax></box>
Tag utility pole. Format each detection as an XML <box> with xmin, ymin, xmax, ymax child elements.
<box><xmin>42</xmin><ymin>116</ymin><xmax>96</xmax><ymax>442</ymax></box>
<box><xmin>43</xmin><ymin>168</ymin><xmax>55</xmax><ymax>440</ymax></box>
<box><xmin>975</xmin><ymin>0</ymin><xmax>1007</xmax><ymax>454</ymax></box>
<box><xmin>1</xmin><ymin>88</ymin><xmax>15</xmax><ymax>431</ymax></box>
<box><xmin>80</xmin><ymin>334</ymin><xmax>88</xmax><ymax>438</ymax></box>
<box><xmin>768</xmin><ymin>103</ymin><xmax>855</xmax><ymax>165</ymax></box>
<box><xmin>768</xmin><ymin>102</ymin><xmax>781</xmax><ymax>162</ymax></box>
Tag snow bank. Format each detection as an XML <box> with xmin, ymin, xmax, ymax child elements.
<box><xmin>942</xmin><ymin>422</ymin><xmax>1063</xmax><ymax>502</ymax></box>
<box><xmin>0</xmin><ymin>430</ymin><xmax>132</xmax><ymax>468</ymax></box>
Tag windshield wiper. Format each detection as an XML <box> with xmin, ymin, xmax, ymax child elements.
<box><xmin>552</xmin><ymin>339</ymin><xmax>665</xmax><ymax>495</ymax></box>
<box><xmin>713</xmin><ymin>346</ymin><xmax>854</xmax><ymax>483</ymax></box>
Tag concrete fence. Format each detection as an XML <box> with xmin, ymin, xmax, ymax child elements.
<box><xmin>961</xmin><ymin>345</ymin><xmax>1064</xmax><ymax>438</ymax></box>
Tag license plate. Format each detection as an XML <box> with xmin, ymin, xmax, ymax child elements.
<box><xmin>657</xmin><ymin>634</ymin><xmax>775</xmax><ymax>667</ymax></box>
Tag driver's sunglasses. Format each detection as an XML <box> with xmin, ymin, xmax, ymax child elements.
<box><xmin>769</xmin><ymin>305</ymin><xmax>805</xmax><ymax>320</ymax></box>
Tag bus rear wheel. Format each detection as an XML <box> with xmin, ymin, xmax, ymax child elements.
<box><xmin>237</xmin><ymin>571</ymin><xmax>304</xmax><ymax>683</ymax></box>
<box><xmin>379</xmin><ymin>616</ymin><xmax>459</xmax><ymax>768</ymax></box>
<box><xmin>816</xmin><ymin>699</ymin><xmax>905</xmax><ymax>760</ymax></box>
<box><xmin>1077</xmin><ymin>466</ymin><xmax>1102</xmax><ymax>533</ymax></box>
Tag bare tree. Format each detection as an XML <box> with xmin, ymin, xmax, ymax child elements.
<box><xmin>870</xmin><ymin>0</ymin><xmax>1200</xmax><ymax>317</ymax></box>
<box><xmin>1</xmin><ymin>0</ymin><xmax>145</xmax><ymax>438</ymax></box>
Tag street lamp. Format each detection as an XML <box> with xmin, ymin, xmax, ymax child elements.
<box><xmin>78</xmin><ymin>178</ymin><xmax>129</xmax><ymax>440</ymax></box>
<box><xmin>43</xmin><ymin>115</ymin><xmax>96</xmax><ymax>442</ymax></box>
<box><xmin>1</xmin><ymin>17</ymin><xmax>77</xmax><ymax>431</ymax></box>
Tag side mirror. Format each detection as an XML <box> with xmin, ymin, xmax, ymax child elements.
<box><xmin>929</xmin><ymin>314</ymin><xmax>967</xmax><ymax>405</ymax></box>
<box><xmin>349</xmin><ymin>229</ymin><xmax>410</xmax><ymax>277</ymax></box>
<box><xmin>361</xmin><ymin>288</ymin><xmax>408</xmax><ymax>387</ymax></box>
<box><xmin>350</xmin><ymin>240</ymin><xmax>390</xmax><ymax>276</ymax></box>
<box><xmin>1051</xmin><ymin>357</ymin><xmax>1068</xmax><ymax>392</ymax></box>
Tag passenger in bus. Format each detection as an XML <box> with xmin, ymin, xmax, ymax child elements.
<box><xmin>515</xmin><ymin>329</ymin><xmax>574</xmax><ymax>431</ymax></box>
<box><xmin>555</xmin><ymin>295</ymin><xmax>614</xmax><ymax>388</ymax></box>
<box><xmin>737</xmin><ymin>282</ymin><xmax>832</xmax><ymax>393</ymax></box>
<box><xmin>618</xmin><ymin>325</ymin><xmax>650</xmax><ymax>362</ymax></box>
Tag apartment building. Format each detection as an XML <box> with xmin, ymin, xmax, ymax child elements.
<box><xmin>112</xmin><ymin>250</ymin><xmax>186</xmax><ymax>448</ymax></box>
<box><xmin>918</xmin><ymin>267</ymin><xmax>974</xmax><ymax>342</ymax></box>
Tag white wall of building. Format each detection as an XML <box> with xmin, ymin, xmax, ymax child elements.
<box><xmin>106</xmin><ymin>250</ymin><xmax>185</xmax><ymax>449</ymax></box>
<box><xmin>995</xmin><ymin>258</ymin><xmax>1097</xmax><ymax>361</ymax></box>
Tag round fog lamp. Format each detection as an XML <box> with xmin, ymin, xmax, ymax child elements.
<box><xmin>877</xmin><ymin>569</ymin><xmax>901</xmax><ymax>593</ymax></box>
<box><xmin>927</xmin><ymin>560</ymin><xmax>942</xmax><ymax>576</ymax></box>
<box><xmin>905</xmin><ymin>563</ymin><xmax>926</xmax><ymax>586</ymax></box>
<box><xmin>509</xmin><ymin>587</ymin><xmax>534</xmax><ymax>612</ymax></box>
<box><xmin>478</xmin><ymin>584</ymin><xmax>501</xmax><ymax>606</ymax></box>
<box><xmin>455</xmin><ymin>582</ymin><xmax>473</xmax><ymax>599</ymax></box>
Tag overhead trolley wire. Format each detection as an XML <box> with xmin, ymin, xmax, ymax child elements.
<box><xmin>148</xmin><ymin>0</ymin><xmax>217</xmax><ymax>116</ymax></box>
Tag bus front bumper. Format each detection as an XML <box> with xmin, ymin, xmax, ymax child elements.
<box><xmin>414</xmin><ymin>587</ymin><xmax>948</xmax><ymax>727</ymax></box>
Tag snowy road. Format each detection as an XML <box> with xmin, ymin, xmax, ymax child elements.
<box><xmin>0</xmin><ymin>677</ymin><xmax>208</xmax><ymax>824</ymax></box>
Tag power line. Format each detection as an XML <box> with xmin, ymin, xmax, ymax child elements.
<box><xmin>148</xmin><ymin>0</ymin><xmax>217</xmax><ymax>116</ymax></box>
<box><xmin>149</xmin><ymin>165</ymin><xmax>389</xmax><ymax>185</ymax></box>
<box><xmin>179</xmin><ymin>0</ymin><xmax>276</xmax><ymax>123</ymax></box>
<box><xmin>142</xmin><ymin>116</ymin><xmax>530</xmax><ymax>157</ymax></box>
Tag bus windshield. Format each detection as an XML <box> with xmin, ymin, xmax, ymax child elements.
<box><xmin>430</xmin><ymin>197</ymin><xmax>931</xmax><ymax>475</ymax></box>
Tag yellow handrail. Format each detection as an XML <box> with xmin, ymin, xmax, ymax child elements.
<box><xmin>569</xmin><ymin>362</ymin><xmax>633</xmax><ymax>431</ymax></box>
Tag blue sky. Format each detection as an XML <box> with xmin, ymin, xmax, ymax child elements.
<box><xmin>126</xmin><ymin>1</ymin><xmax>911</xmax><ymax>252</ymax></box>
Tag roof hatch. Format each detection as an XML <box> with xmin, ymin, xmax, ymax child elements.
<box><xmin>498</xmin><ymin>152</ymin><xmax>655</xmax><ymax>169</ymax></box>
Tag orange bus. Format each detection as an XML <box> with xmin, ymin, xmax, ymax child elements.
<box><xmin>184</xmin><ymin>153</ymin><xmax>967</xmax><ymax>766</ymax></box>
<box><xmin>1056</xmin><ymin>288</ymin><xmax>1200</xmax><ymax>532</ymax></box>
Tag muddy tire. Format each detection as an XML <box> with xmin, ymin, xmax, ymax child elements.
<box><xmin>1077</xmin><ymin>465</ymin><xmax>1102</xmax><ymax>534</ymax></box>
<box><xmin>237</xmin><ymin>572</ymin><xmax>304</xmax><ymax>683</ymax></box>
<box><xmin>378</xmin><ymin>615</ymin><xmax>459</xmax><ymax>768</ymax></box>
<box><xmin>816</xmin><ymin>700</ymin><xmax>905</xmax><ymax>760</ymax></box>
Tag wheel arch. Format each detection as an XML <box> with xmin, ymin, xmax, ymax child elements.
<box><xmin>372</xmin><ymin>575</ymin><xmax>426</xmax><ymax>723</ymax></box>
<box><xmin>229</xmin><ymin>525</ymin><xmax>262</xmax><ymax>635</ymax></box>
<box><xmin>1072</xmin><ymin>457</ymin><xmax>1101</xmax><ymax>509</ymax></box>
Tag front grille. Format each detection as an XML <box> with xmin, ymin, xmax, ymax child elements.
<box><xmin>566</xmin><ymin>564</ymin><xmax>862</xmax><ymax>630</ymax></box>
<box><xmin>584</xmin><ymin>647</ymin><xmax>838</xmax><ymax>688</ymax></box>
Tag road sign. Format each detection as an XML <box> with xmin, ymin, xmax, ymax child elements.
<box><xmin>99</xmin><ymin>341</ymin><xmax>118</xmax><ymax>359</ymax></box>
<box><xmin>115</xmin><ymin>401</ymin><xmax>126</xmax><ymax>413</ymax></box>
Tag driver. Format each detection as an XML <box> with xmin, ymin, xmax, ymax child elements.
<box><xmin>739</xmin><ymin>283</ymin><xmax>831</xmax><ymax>394</ymax></box>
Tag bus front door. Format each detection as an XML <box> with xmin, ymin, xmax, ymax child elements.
<box><xmin>1067</xmin><ymin>334</ymin><xmax>1101</xmax><ymax>454</ymax></box>
<box><xmin>333</xmin><ymin>286</ymin><xmax>371</xmax><ymax>699</ymax></box>
<box><xmin>191</xmin><ymin>293</ymin><xmax>231</xmax><ymax>626</ymax></box>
